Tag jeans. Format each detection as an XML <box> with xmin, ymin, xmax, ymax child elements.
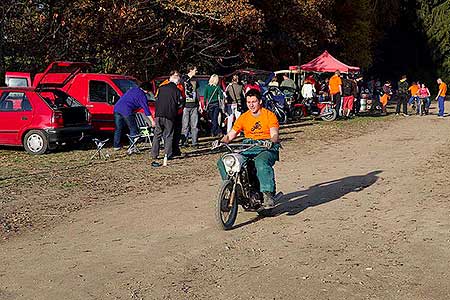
<box><xmin>225</xmin><ymin>103</ymin><xmax>241</xmax><ymax>133</ymax></box>
<box><xmin>181</xmin><ymin>107</ymin><xmax>199</xmax><ymax>145</ymax></box>
<box><xmin>113</xmin><ymin>112</ymin><xmax>138</xmax><ymax>148</ymax></box>
<box><xmin>217</xmin><ymin>141</ymin><xmax>280</xmax><ymax>193</ymax></box>
<box><xmin>408</xmin><ymin>96</ymin><xmax>418</xmax><ymax>105</ymax></box>
<box><xmin>438</xmin><ymin>96</ymin><xmax>445</xmax><ymax>116</ymax></box>
<box><xmin>151</xmin><ymin>117</ymin><xmax>174</xmax><ymax>158</ymax></box>
<box><xmin>395</xmin><ymin>93</ymin><xmax>408</xmax><ymax>114</ymax></box>
<box><xmin>208</xmin><ymin>104</ymin><xmax>221</xmax><ymax>136</ymax></box>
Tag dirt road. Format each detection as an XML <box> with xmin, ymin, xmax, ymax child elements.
<box><xmin>1</xmin><ymin>114</ymin><xmax>450</xmax><ymax>300</ymax></box>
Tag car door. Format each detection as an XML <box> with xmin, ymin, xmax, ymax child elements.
<box><xmin>0</xmin><ymin>91</ymin><xmax>33</xmax><ymax>145</ymax></box>
<box><xmin>87</xmin><ymin>80</ymin><xmax>120</xmax><ymax>131</ymax></box>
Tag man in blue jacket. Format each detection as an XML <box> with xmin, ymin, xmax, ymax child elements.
<box><xmin>113</xmin><ymin>82</ymin><xmax>154</xmax><ymax>150</ymax></box>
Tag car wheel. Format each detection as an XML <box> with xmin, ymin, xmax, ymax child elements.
<box><xmin>23</xmin><ymin>130</ymin><xmax>49</xmax><ymax>155</ymax></box>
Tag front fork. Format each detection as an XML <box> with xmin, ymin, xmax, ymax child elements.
<box><xmin>228</xmin><ymin>175</ymin><xmax>239</xmax><ymax>209</ymax></box>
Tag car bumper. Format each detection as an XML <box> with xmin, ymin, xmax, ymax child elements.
<box><xmin>44</xmin><ymin>125</ymin><xmax>93</xmax><ymax>144</ymax></box>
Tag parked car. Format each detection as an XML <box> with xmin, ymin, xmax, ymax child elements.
<box><xmin>6</xmin><ymin>61</ymin><xmax>155</xmax><ymax>132</ymax></box>
<box><xmin>0</xmin><ymin>86</ymin><xmax>92</xmax><ymax>154</ymax></box>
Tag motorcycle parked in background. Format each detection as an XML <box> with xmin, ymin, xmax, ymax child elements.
<box><xmin>262</xmin><ymin>86</ymin><xmax>288</xmax><ymax>124</ymax></box>
<box><xmin>290</xmin><ymin>96</ymin><xmax>337</xmax><ymax>122</ymax></box>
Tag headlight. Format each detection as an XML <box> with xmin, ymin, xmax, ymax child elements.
<box><xmin>223</xmin><ymin>155</ymin><xmax>236</xmax><ymax>168</ymax></box>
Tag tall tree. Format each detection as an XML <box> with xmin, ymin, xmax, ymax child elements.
<box><xmin>417</xmin><ymin>0</ymin><xmax>450</xmax><ymax>81</ymax></box>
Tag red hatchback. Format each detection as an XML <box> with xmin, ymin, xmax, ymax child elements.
<box><xmin>0</xmin><ymin>87</ymin><xmax>92</xmax><ymax>154</ymax></box>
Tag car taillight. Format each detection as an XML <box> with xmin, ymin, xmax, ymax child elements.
<box><xmin>51</xmin><ymin>111</ymin><xmax>64</xmax><ymax>127</ymax></box>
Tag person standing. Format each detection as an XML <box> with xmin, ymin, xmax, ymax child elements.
<box><xmin>180</xmin><ymin>65</ymin><xmax>199</xmax><ymax>147</ymax></box>
<box><xmin>280</xmin><ymin>73</ymin><xmax>296</xmax><ymax>90</ymax></box>
<box><xmin>408</xmin><ymin>82</ymin><xmax>420</xmax><ymax>108</ymax></box>
<box><xmin>380</xmin><ymin>81</ymin><xmax>392</xmax><ymax>115</ymax></box>
<box><xmin>301</xmin><ymin>79</ymin><xmax>316</xmax><ymax>100</ymax></box>
<box><xmin>225</xmin><ymin>74</ymin><xmax>244</xmax><ymax>133</ymax></box>
<box><xmin>395</xmin><ymin>75</ymin><xmax>409</xmax><ymax>116</ymax></box>
<box><xmin>268</xmin><ymin>76</ymin><xmax>279</xmax><ymax>87</ymax></box>
<box><xmin>329</xmin><ymin>70</ymin><xmax>342</xmax><ymax>117</ymax></box>
<box><xmin>113</xmin><ymin>82</ymin><xmax>154</xmax><ymax>150</ymax></box>
<box><xmin>341</xmin><ymin>76</ymin><xmax>354</xmax><ymax>118</ymax></box>
<box><xmin>244</xmin><ymin>76</ymin><xmax>261</xmax><ymax>94</ymax></box>
<box><xmin>417</xmin><ymin>83</ymin><xmax>431</xmax><ymax>115</ymax></box>
<box><xmin>151</xmin><ymin>71</ymin><xmax>183</xmax><ymax>160</ymax></box>
<box><xmin>436</xmin><ymin>78</ymin><xmax>447</xmax><ymax>118</ymax></box>
<box><xmin>204</xmin><ymin>74</ymin><xmax>225</xmax><ymax>137</ymax></box>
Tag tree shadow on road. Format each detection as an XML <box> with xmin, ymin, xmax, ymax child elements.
<box><xmin>272</xmin><ymin>170</ymin><xmax>383</xmax><ymax>216</ymax></box>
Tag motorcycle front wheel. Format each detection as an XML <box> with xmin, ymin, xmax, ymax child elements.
<box><xmin>215</xmin><ymin>180</ymin><xmax>238</xmax><ymax>230</ymax></box>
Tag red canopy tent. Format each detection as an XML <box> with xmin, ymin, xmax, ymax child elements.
<box><xmin>300</xmin><ymin>51</ymin><xmax>360</xmax><ymax>73</ymax></box>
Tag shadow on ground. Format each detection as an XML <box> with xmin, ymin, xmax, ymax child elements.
<box><xmin>274</xmin><ymin>170</ymin><xmax>382</xmax><ymax>216</ymax></box>
<box><xmin>233</xmin><ymin>170</ymin><xmax>382</xmax><ymax>229</ymax></box>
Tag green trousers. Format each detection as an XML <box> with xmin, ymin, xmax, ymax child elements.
<box><xmin>217</xmin><ymin>142</ymin><xmax>279</xmax><ymax>193</ymax></box>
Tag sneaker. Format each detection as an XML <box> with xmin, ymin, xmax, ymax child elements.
<box><xmin>402</xmin><ymin>113</ymin><xmax>409</xmax><ymax>117</ymax></box>
<box><xmin>395</xmin><ymin>113</ymin><xmax>400</xmax><ymax>116</ymax></box>
<box><xmin>113</xmin><ymin>147</ymin><xmax>121</xmax><ymax>151</ymax></box>
<box><xmin>262</xmin><ymin>192</ymin><xmax>275</xmax><ymax>208</ymax></box>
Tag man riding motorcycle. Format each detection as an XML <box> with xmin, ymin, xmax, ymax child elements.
<box><xmin>215</xmin><ymin>88</ymin><xmax>280</xmax><ymax>208</ymax></box>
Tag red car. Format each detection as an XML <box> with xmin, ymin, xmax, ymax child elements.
<box><xmin>0</xmin><ymin>86</ymin><xmax>92</xmax><ymax>154</ymax></box>
<box><xmin>7</xmin><ymin>62</ymin><xmax>155</xmax><ymax>132</ymax></box>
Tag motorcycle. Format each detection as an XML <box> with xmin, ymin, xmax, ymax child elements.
<box><xmin>212</xmin><ymin>142</ymin><xmax>280</xmax><ymax>230</ymax></box>
<box><xmin>262</xmin><ymin>87</ymin><xmax>288</xmax><ymax>124</ymax></box>
<box><xmin>291</xmin><ymin>96</ymin><xmax>337</xmax><ymax>122</ymax></box>
<box><xmin>279</xmin><ymin>86</ymin><xmax>301</xmax><ymax>120</ymax></box>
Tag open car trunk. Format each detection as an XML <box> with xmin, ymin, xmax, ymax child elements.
<box><xmin>39</xmin><ymin>89</ymin><xmax>89</xmax><ymax>126</ymax></box>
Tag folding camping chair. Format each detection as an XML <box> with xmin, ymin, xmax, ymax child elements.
<box><xmin>91</xmin><ymin>138</ymin><xmax>110</xmax><ymax>160</ymax></box>
<box><xmin>126</xmin><ymin>113</ymin><xmax>154</xmax><ymax>155</ymax></box>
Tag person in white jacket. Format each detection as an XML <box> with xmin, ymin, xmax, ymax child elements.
<box><xmin>301</xmin><ymin>81</ymin><xmax>316</xmax><ymax>99</ymax></box>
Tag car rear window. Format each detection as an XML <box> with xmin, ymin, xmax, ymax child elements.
<box><xmin>38</xmin><ymin>90</ymin><xmax>83</xmax><ymax>109</ymax></box>
<box><xmin>113</xmin><ymin>79</ymin><xmax>139</xmax><ymax>94</ymax></box>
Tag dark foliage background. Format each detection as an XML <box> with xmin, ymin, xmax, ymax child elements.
<box><xmin>0</xmin><ymin>0</ymin><xmax>448</xmax><ymax>83</ymax></box>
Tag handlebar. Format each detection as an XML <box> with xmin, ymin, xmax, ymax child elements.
<box><xmin>211</xmin><ymin>141</ymin><xmax>276</xmax><ymax>152</ymax></box>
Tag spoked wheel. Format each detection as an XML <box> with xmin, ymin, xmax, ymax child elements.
<box><xmin>321</xmin><ymin>107</ymin><xmax>337</xmax><ymax>121</ymax></box>
<box><xmin>215</xmin><ymin>180</ymin><xmax>238</xmax><ymax>230</ymax></box>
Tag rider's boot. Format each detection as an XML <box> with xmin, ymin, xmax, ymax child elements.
<box><xmin>263</xmin><ymin>192</ymin><xmax>275</xmax><ymax>208</ymax></box>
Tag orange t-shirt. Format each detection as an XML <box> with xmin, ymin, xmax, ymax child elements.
<box><xmin>439</xmin><ymin>82</ymin><xmax>447</xmax><ymax>97</ymax></box>
<box><xmin>329</xmin><ymin>75</ymin><xmax>342</xmax><ymax>95</ymax></box>
<box><xmin>232</xmin><ymin>108</ymin><xmax>279</xmax><ymax>140</ymax></box>
<box><xmin>409</xmin><ymin>84</ymin><xmax>419</xmax><ymax>96</ymax></box>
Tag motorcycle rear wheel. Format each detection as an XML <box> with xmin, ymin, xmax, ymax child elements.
<box><xmin>215</xmin><ymin>180</ymin><xmax>238</xmax><ymax>230</ymax></box>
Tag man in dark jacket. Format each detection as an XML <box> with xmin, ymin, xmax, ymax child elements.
<box><xmin>151</xmin><ymin>71</ymin><xmax>183</xmax><ymax>160</ymax></box>
<box><xmin>396</xmin><ymin>75</ymin><xmax>409</xmax><ymax>116</ymax></box>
